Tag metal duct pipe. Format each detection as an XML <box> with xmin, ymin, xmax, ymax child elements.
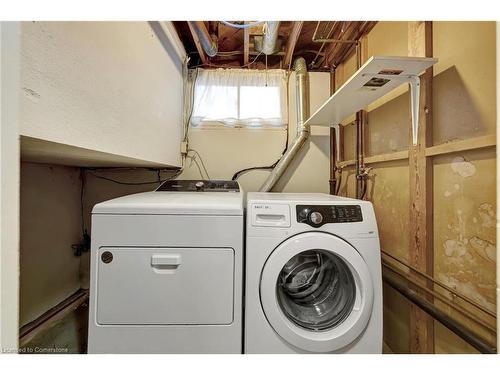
<box><xmin>187</xmin><ymin>21</ymin><xmax>218</xmax><ymax>57</ymax></box>
<box><xmin>261</xmin><ymin>21</ymin><xmax>280</xmax><ymax>55</ymax></box>
<box><xmin>260</xmin><ymin>57</ymin><xmax>310</xmax><ymax>192</ymax></box>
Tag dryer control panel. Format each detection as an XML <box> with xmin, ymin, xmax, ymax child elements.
<box><xmin>157</xmin><ymin>179</ymin><xmax>239</xmax><ymax>192</ymax></box>
<box><xmin>296</xmin><ymin>205</ymin><xmax>363</xmax><ymax>228</ymax></box>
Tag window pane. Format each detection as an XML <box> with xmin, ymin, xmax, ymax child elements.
<box><xmin>190</xmin><ymin>68</ymin><xmax>286</xmax><ymax>128</ymax></box>
<box><xmin>192</xmin><ymin>84</ymin><xmax>238</xmax><ymax>122</ymax></box>
<box><xmin>239</xmin><ymin>86</ymin><xmax>281</xmax><ymax>120</ymax></box>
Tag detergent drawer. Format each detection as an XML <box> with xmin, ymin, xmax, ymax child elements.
<box><xmin>96</xmin><ymin>247</ymin><xmax>234</xmax><ymax>325</ymax></box>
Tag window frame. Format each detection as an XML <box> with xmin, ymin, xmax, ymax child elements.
<box><xmin>189</xmin><ymin>68</ymin><xmax>289</xmax><ymax>130</ymax></box>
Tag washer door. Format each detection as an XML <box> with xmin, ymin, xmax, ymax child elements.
<box><xmin>260</xmin><ymin>232</ymin><xmax>374</xmax><ymax>352</ymax></box>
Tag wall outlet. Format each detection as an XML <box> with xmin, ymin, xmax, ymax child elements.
<box><xmin>180</xmin><ymin>141</ymin><xmax>188</xmax><ymax>155</ymax></box>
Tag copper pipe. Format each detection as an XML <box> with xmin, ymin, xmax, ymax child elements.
<box><xmin>321</xmin><ymin>22</ymin><xmax>358</xmax><ymax>68</ymax></box>
<box><xmin>383</xmin><ymin>262</ymin><xmax>496</xmax><ymax>333</ymax></box>
<box><xmin>329</xmin><ymin>68</ymin><xmax>337</xmax><ymax>195</ymax></box>
<box><xmin>311</xmin><ymin>21</ymin><xmax>339</xmax><ymax>43</ymax></box>
<box><xmin>355</xmin><ymin>42</ymin><xmax>365</xmax><ymax>199</ymax></box>
<box><xmin>314</xmin><ymin>38</ymin><xmax>359</xmax><ymax>43</ymax></box>
<box><xmin>382</xmin><ymin>251</ymin><xmax>496</xmax><ymax>317</ymax></box>
<box><xmin>310</xmin><ymin>21</ymin><xmax>339</xmax><ymax>69</ymax></box>
<box><xmin>327</xmin><ymin>22</ymin><xmax>359</xmax><ymax>67</ymax></box>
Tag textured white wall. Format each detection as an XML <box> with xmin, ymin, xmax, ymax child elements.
<box><xmin>19</xmin><ymin>22</ymin><xmax>183</xmax><ymax>167</ymax></box>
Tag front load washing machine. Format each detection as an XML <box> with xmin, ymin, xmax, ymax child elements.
<box><xmin>88</xmin><ymin>180</ymin><xmax>244</xmax><ymax>353</ymax></box>
<box><xmin>245</xmin><ymin>193</ymin><xmax>382</xmax><ymax>353</ymax></box>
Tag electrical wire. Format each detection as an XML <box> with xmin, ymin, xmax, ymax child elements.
<box><xmin>187</xmin><ymin>148</ymin><xmax>211</xmax><ymax>180</ymax></box>
<box><xmin>80</xmin><ymin>169</ymin><xmax>86</xmax><ymax>237</ymax></box>
<box><xmin>86</xmin><ymin>168</ymin><xmax>182</xmax><ymax>186</ymax></box>
<box><xmin>231</xmin><ymin>162</ymin><xmax>277</xmax><ymax>181</ymax></box>
<box><xmin>183</xmin><ymin>61</ymin><xmax>198</xmax><ymax>142</ymax></box>
<box><xmin>360</xmin><ymin>179</ymin><xmax>367</xmax><ymax>199</ymax></box>
<box><xmin>231</xmin><ymin>72</ymin><xmax>291</xmax><ymax>181</ymax></box>
<box><xmin>335</xmin><ymin>168</ymin><xmax>343</xmax><ymax>195</ymax></box>
<box><xmin>220</xmin><ymin>21</ymin><xmax>265</xmax><ymax>29</ymax></box>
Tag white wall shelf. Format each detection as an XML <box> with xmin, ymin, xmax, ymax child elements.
<box><xmin>304</xmin><ymin>56</ymin><xmax>438</xmax><ymax>144</ymax></box>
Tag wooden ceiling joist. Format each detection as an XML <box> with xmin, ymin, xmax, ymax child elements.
<box><xmin>175</xmin><ymin>21</ymin><xmax>378</xmax><ymax>71</ymax></box>
<box><xmin>187</xmin><ymin>21</ymin><xmax>209</xmax><ymax>64</ymax></box>
<box><xmin>322</xmin><ymin>21</ymin><xmax>377</xmax><ymax>69</ymax></box>
<box><xmin>283</xmin><ymin>21</ymin><xmax>304</xmax><ymax>69</ymax></box>
<box><xmin>323</xmin><ymin>22</ymin><xmax>358</xmax><ymax>68</ymax></box>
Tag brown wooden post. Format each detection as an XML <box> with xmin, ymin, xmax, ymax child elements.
<box><xmin>408</xmin><ymin>21</ymin><xmax>435</xmax><ymax>354</ymax></box>
<box><xmin>243</xmin><ymin>23</ymin><xmax>250</xmax><ymax>66</ymax></box>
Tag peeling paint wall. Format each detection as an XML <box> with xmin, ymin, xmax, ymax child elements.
<box><xmin>434</xmin><ymin>149</ymin><xmax>497</xmax><ymax>350</ymax></box>
<box><xmin>432</xmin><ymin>21</ymin><xmax>497</xmax><ymax>353</ymax></box>
<box><xmin>339</xmin><ymin>21</ymin><xmax>496</xmax><ymax>353</ymax></box>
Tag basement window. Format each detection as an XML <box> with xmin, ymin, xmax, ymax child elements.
<box><xmin>190</xmin><ymin>68</ymin><xmax>288</xmax><ymax>128</ymax></box>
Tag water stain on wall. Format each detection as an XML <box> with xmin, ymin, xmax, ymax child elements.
<box><xmin>434</xmin><ymin>149</ymin><xmax>496</xmax><ymax>315</ymax></box>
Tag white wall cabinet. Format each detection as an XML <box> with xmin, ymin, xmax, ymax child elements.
<box><xmin>19</xmin><ymin>21</ymin><xmax>184</xmax><ymax>167</ymax></box>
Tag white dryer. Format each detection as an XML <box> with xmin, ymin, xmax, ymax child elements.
<box><xmin>88</xmin><ymin>180</ymin><xmax>244</xmax><ymax>353</ymax></box>
<box><xmin>245</xmin><ymin>193</ymin><xmax>382</xmax><ymax>353</ymax></box>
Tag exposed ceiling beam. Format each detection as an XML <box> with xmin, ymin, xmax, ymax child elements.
<box><xmin>187</xmin><ymin>21</ymin><xmax>208</xmax><ymax>64</ymax></box>
<box><xmin>243</xmin><ymin>22</ymin><xmax>250</xmax><ymax>66</ymax></box>
<box><xmin>283</xmin><ymin>21</ymin><xmax>304</xmax><ymax>69</ymax></box>
<box><xmin>323</xmin><ymin>22</ymin><xmax>358</xmax><ymax>68</ymax></box>
<box><xmin>323</xmin><ymin>21</ymin><xmax>378</xmax><ymax>69</ymax></box>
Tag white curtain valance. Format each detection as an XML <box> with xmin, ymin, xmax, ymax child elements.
<box><xmin>191</xmin><ymin>68</ymin><xmax>288</xmax><ymax>128</ymax></box>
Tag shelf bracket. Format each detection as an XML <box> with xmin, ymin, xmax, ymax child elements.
<box><xmin>362</xmin><ymin>73</ymin><xmax>421</xmax><ymax>145</ymax></box>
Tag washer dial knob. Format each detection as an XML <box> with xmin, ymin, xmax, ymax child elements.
<box><xmin>309</xmin><ymin>211</ymin><xmax>323</xmax><ymax>225</ymax></box>
<box><xmin>195</xmin><ymin>181</ymin><xmax>205</xmax><ymax>191</ymax></box>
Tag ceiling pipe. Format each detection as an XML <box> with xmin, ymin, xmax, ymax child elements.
<box><xmin>261</xmin><ymin>21</ymin><xmax>280</xmax><ymax>55</ymax></box>
<box><xmin>187</xmin><ymin>21</ymin><xmax>218</xmax><ymax>57</ymax></box>
<box><xmin>260</xmin><ymin>57</ymin><xmax>310</xmax><ymax>192</ymax></box>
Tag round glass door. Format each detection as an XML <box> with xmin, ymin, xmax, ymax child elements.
<box><xmin>260</xmin><ymin>232</ymin><xmax>374</xmax><ymax>353</ymax></box>
<box><xmin>277</xmin><ymin>250</ymin><xmax>356</xmax><ymax>331</ymax></box>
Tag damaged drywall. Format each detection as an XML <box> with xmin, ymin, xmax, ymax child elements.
<box><xmin>339</xmin><ymin>21</ymin><xmax>497</xmax><ymax>353</ymax></box>
<box><xmin>435</xmin><ymin>150</ymin><xmax>496</xmax><ymax>313</ymax></box>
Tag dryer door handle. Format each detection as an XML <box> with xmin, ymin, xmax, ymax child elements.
<box><xmin>151</xmin><ymin>254</ymin><xmax>182</xmax><ymax>272</ymax></box>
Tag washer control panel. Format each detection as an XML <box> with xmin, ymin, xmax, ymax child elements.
<box><xmin>296</xmin><ymin>205</ymin><xmax>363</xmax><ymax>227</ymax></box>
